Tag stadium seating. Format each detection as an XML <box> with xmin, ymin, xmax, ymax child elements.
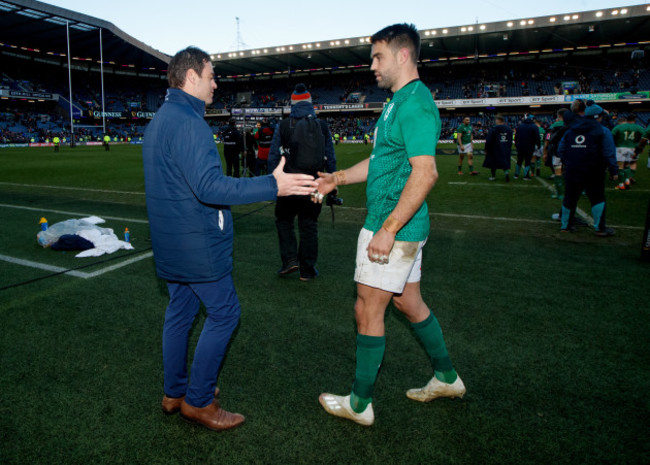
<box><xmin>1</xmin><ymin>46</ymin><xmax>649</xmax><ymax>144</ymax></box>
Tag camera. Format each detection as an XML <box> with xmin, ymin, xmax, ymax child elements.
<box><xmin>325</xmin><ymin>190</ymin><xmax>343</xmax><ymax>207</ymax></box>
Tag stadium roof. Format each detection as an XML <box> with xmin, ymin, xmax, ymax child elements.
<box><xmin>0</xmin><ymin>0</ymin><xmax>170</xmax><ymax>72</ymax></box>
<box><xmin>210</xmin><ymin>4</ymin><xmax>650</xmax><ymax>78</ymax></box>
<box><xmin>0</xmin><ymin>2</ymin><xmax>648</xmax><ymax>80</ymax></box>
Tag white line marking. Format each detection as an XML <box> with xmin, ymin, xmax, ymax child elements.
<box><xmin>0</xmin><ymin>181</ymin><xmax>144</xmax><ymax>196</ymax></box>
<box><xmin>338</xmin><ymin>206</ymin><xmax>642</xmax><ymax>230</ymax></box>
<box><xmin>534</xmin><ymin>175</ymin><xmax>593</xmax><ymax>225</ymax></box>
<box><xmin>448</xmin><ymin>181</ymin><xmax>544</xmax><ymax>188</ymax></box>
<box><xmin>77</xmin><ymin>252</ymin><xmax>154</xmax><ymax>278</ymax></box>
<box><xmin>0</xmin><ymin>203</ymin><xmax>149</xmax><ymax>224</ymax></box>
<box><xmin>0</xmin><ymin>252</ymin><xmax>153</xmax><ymax>279</ymax></box>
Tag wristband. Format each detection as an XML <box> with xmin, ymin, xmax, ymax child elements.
<box><xmin>333</xmin><ymin>170</ymin><xmax>347</xmax><ymax>186</ymax></box>
<box><xmin>382</xmin><ymin>214</ymin><xmax>404</xmax><ymax>235</ymax></box>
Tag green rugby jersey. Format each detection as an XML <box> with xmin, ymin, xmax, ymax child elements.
<box><xmin>364</xmin><ymin>80</ymin><xmax>440</xmax><ymax>242</ymax></box>
<box><xmin>611</xmin><ymin>122</ymin><xmax>645</xmax><ymax>148</ymax></box>
<box><xmin>457</xmin><ymin>123</ymin><xmax>473</xmax><ymax>144</ymax></box>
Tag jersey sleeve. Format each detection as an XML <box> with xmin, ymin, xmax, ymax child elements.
<box><xmin>399</xmin><ymin>100</ymin><xmax>439</xmax><ymax>157</ymax></box>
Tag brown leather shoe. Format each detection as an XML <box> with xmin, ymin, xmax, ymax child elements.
<box><xmin>180</xmin><ymin>399</ymin><xmax>244</xmax><ymax>431</ymax></box>
<box><xmin>162</xmin><ymin>395</ymin><xmax>185</xmax><ymax>415</ymax></box>
<box><xmin>161</xmin><ymin>387</ymin><xmax>220</xmax><ymax>415</ymax></box>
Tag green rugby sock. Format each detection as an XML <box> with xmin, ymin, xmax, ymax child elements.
<box><xmin>412</xmin><ymin>310</ymin><xmax>457</xmax><ymax>384</ymax></box>
<box><xmin>553</xmin><ymin>176</ymin><xmax>564</xmax><ymax>197</ymax></box>
<box><xmin>458</xmin><ymin>165</ymin><xmax>463</xmax><ymax>172</ymax></box>
<box><xmin>350</xmin><ymin>334</ymin><xmax>385</xmax><ymax>413</ymax></box>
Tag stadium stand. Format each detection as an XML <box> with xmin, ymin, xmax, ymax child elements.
<box><xmin>0</xmin><ymin>1</ymin><xmax>649</xmax><ymax>145</ymax></box>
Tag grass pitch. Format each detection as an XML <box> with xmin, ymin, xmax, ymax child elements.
<box><xmin>0</xmin><ymin>143</ymin><xmax>648</xmax><ymax>464</ymax></box>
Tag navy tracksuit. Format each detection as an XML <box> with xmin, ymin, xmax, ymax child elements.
<box><xmin>514</xmin><ymin>118</ymin><xmax>540</xmax><ymax>175</ymax></box>
<box><xmin>557</xmin><ymin>114</ymin><xmax>618</xmax><ymax>231</ymax></box>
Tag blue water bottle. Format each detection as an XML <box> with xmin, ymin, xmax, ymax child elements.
<box><xmin>124</xmin><ymin>228</ymin><xmax>130</xmax><ymax>242</ymax></box>
<box><xmin>40</xmin><ymin>217</ymin><xmax>48</xmax><ymax>231</ymax></box>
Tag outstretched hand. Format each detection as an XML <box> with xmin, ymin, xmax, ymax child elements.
<box><xmin>273</xmin><ymin>157</ymin><xmax>318</xmax><ymax>197</ymax></box>
<box><xmin>311</xmin><ymin>171</ymin><xmax>337</xmax><ymax>204</ymax></box>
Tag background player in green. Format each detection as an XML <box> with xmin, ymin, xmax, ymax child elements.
<box><xmin>532</xmin><ymin>118</ymin><xmax>546</xmax><ymax>177</ymax></box>
<box><xmin>611</xmin><ymin>113</ymin><xmax>644</xmax><ymax>190</ymax></box>
<box><xmin>544</xmin><ymin>108</ymin><xmax>568</xmax><ymax>199</ymax></box>
<box><xmin>312</xmin><ymin>23</ymin><xmax>465</xmax><ymax>426</ymax></box>
<box><xmin>457</xmin><ymin>116</ymin><xmax>478</xmax><ymax>175</ymax></box>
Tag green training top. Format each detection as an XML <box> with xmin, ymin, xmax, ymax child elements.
<box><xmin>364</xmin><ymin>80</ymin><xmax>440</xmax><ymax>242</ymax></box>
<box><xmin>457</xmin><ymin>123</ymin><xmax>472</xmax><ymax>144</ymax></box>
<box><xmin>611</xmin><ymin>122</ymin><xmax>645</xmax><ymax>148</ymax></box>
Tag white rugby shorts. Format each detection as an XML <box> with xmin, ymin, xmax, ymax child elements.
<box><xmin>616</xmin><ymin>147</ymin><xmax>634</xmax><ymax>163</ymax></box>
<box><xmin>552</xmin><ymin>155</ymin><xmax>562</xmax><ymax>169</ymax></box>
<box><xmin>458</xmin><ymin>143</ymin><xmax>473</xmax><ymax>154</ymax></box>
<box><xmin>354</xmin><ymin>228</ymin><xmax>425</xmax><ymax>294</ymax></box>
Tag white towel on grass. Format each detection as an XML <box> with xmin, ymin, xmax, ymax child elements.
<box><xmin>75</xmin><ymin>229</ymin><xmax>133</xmax><ymax>257</ymax></box>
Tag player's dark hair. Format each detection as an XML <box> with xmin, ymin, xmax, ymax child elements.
<box><xmin>495</xmin><ymin>114</ymin><xmax>505</xmax><ymax>123</ymax></box>
<box><xmin>167</xmin><ymin>46</ymin><xmax>211</xmax><ymax>88</ymax></box>
<box><xmin>626</xmin><ymin>113</ymin><xmax>636</xmax><ymax>122</ymax></box>
<box><xmin>371</xmin><ymin>23</ymin><xmax>420</xmax><ymax>64</ymax></box>
<box><xmin>557</xmin><ymin>108</ymin><xmax>568</xmax><ymax>119</ymax></box>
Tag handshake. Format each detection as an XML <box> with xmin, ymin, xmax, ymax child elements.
<box><xmin>272</xmin><ymin>160</ymin><xmax>346</xmax><ymax>206</ymax></box>
<box><xmin>310</xmin><ymin>170</ymin><xmax>346</xmax><ymax>204</ymax></box>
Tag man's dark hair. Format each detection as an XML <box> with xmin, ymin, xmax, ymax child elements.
<box><xmin>495</xmin><ymin>114</ymin><xmax>505</xmax><ymax>124</ymax></box>
<box><xmin>167</xmin><ymin>46</ymin><xmax>211</xmax><ymax>88</ymax></box>
<box><xmin>626</xmin><ymin>113</ymin><xmax>637</xmax><ymax>122</ymax></box>
<box><xmin>371</xmin><ymin>23</ymin><xmax>420</xmax><ymax>64</ymax></box>
<box><xmin>570</xmin><ymin>99</ymin><xmax>586</xmax><ymax>114</ymax></box>
<box><xmin>557</xmin><ymin>108</ymin><xmax>568</xmax><ymax>119</ymax></box>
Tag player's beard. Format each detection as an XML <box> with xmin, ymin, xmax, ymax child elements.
<box><xmin>376</xmin><ymin>73</ymin><xmax>393</xmax><ymax>90</ymax></box>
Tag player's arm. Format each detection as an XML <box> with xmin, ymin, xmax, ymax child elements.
<box><xmin>367</xmin><ymin>155</ymin><xmax>437</xmax><ymax>258</ymax></box>
<box><xmin>313</xmin><ymin>157</ymin><xmax>369</xmax><ymax>200</ymax></box>
<box><xmin>635</xmin><ymin>135</ymin><xmax>649</xmax><ymax>155</ymax></box>
<box><xmin>456</xmin><ymin>130</ymin><xmax>462</xmax><ymax>147</ymax></box>
<box><xmin>543</xmin><ymin>132</ymin><xmax>550</xmax><ymax>162</ymax></box>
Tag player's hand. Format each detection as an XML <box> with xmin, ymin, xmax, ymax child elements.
<box><xmin>311</xmin><ymin>172</ymin><xmax>337</xmax><ymax>203</ymax></box>
<box><xmin>367</xmin><ymin>228</ymin><xmax>395</xmax><ymax>265</ymax></box>
<box><xmin>273</xmin><ymin>157</ymin><xmax>318</xmax><ymax>197</ymax></box>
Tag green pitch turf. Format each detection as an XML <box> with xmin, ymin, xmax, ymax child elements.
<box><xmin>0</xmin><ymin>143</ymin><xmax>648</xmax><ymax>464</ymax></box>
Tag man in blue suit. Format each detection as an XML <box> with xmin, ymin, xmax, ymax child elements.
<box><xmin>142</xmin><ymin>47</ymin><xmax>316</xmax><ymax>431</ymax></box>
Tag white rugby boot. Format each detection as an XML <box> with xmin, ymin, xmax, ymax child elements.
<box><xmin>318</xmin><ymin>393</ymin><xmax>374</xmax><ymax>426</ymax></box>
<box><xmin>406</xmin><ymin>375</ymin><xmax>466</xmax><ymax>402</ymax></box>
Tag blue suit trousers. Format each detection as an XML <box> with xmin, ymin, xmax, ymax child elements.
<box><xmin>163</xmin><ymin>276</ymin><xmax>241</xmax><ymax>407</ymax></box>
